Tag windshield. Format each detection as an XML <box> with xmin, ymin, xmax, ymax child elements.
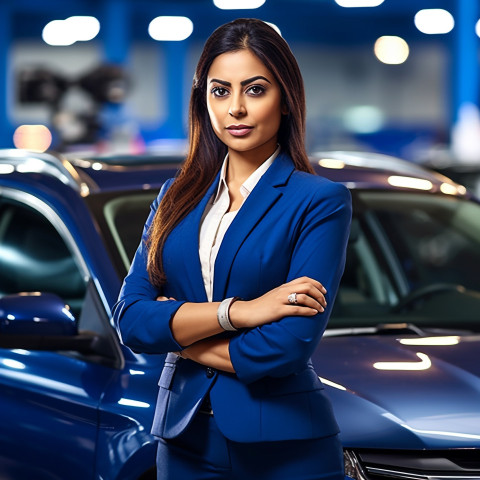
<box><xmin>96</xmin><ymin>188</ymin><xmax>480</xmax><ymax>332</ymax></box>
<box><xmin>332</xmin><ymin>191</ymin><xmax>480</xmax><ymax>331</ymax></box>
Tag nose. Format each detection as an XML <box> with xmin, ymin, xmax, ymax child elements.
<box><xmin>228</xmin><ymin>93</ymin><xmax>246</xmax><ymax>117</ymax></box>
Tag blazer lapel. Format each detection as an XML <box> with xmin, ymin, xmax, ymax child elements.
<box><xmin>173</xmin><ymin>172</ymin><xmax>220</xmax><ymax>302</ymax></box>
<box><xmin>212</xmin><ymin>153</ymin><xmax>295</xmax><ymax>301</ymax></box>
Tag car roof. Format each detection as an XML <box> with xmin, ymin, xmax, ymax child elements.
<box><xmin>0</xmin><ymin>149</ymin><xmax>182</xmax><ymax>196</ymax></box>
<box><xmin>0</xmin><ymin>148</ymin><xmax>469</xmax><ymax>199</ymax></box>
<box><xmin>310</xmin><ymin>150</ymin><xmax>468</xmax><ymax>197</ymax></box>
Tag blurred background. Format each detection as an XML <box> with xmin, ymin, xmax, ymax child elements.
<box><xmin>4</xmin><ymin>0</ymin><xmax>480</xmax><ymax>174</ymax></box>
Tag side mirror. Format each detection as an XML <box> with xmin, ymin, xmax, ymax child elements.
<box><xmin>0</xmin><ymin>292</ymin><xmax>117</xmax><ymax>360</ymax></box>
<box><xmin>0</xmin><ymin>292</ymin><xmax>77</xmax><ymax>336</ymax></box>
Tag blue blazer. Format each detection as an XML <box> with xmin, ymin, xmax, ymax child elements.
<box><xmin>113</xmin><ymin>152</ymin><xmax>352</xmax><ymax>443</ymax></box>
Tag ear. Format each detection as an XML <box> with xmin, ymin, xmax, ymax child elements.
<box><xmin>281</xmin><ymin>103</ymin><xmax>289</xmax><ymax>115</ymax></box>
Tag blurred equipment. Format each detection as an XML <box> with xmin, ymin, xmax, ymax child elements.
<box><xmin>18</xmin><ymin>68</ymin><xmax>69</xmax><ymax>107</ymax></box>
<box><xmin>77</xmin><ymin>64</ymin><xmax>130</xmax><ymax>104</ymax></box>
<box><xmin>17</xmin><ymin>64</ymin><xmax>130</xmax><ymax>149</ymax></box>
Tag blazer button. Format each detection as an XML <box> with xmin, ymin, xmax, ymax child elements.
<box><xmin>206</xmin><ymin>367</ymin><xmax>215</xmax><ymax>378</ymax></box>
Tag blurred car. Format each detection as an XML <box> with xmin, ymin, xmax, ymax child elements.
<box><xmin>431</xmin><ymin>161</ymin><xmax>480</xmax><ymax>199</ymax></box>
<box><xmin>0</xmin><ymin>149</ymin><xmax>479</xmax><ymax>479</ymax></box>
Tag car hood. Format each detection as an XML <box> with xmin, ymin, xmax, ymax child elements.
<box><xmin>313</xmin><ymin>334</ymin><xmax>480</xmax><ymax>449</ymax></box>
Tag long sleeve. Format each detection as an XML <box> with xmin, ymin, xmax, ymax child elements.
<box><xmin>112</xmin><ymin>178</ymin><xmax>186</xmax><ymax>354</ymax></box>
<box><xmin>229</xmin><ymin>181</ymin><xmax>352</xmax><ymax>384</ymax></box>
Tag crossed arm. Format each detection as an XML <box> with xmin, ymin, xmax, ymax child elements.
<box><xmin>159</xmin><ymin>276</ymin><xmax>327</xmax><ymax>373</ymax></box>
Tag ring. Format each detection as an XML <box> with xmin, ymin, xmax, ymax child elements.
<box><xmin>288</xmin><ymin>293</ymin><xmax>298</xmax><ymax>305</ymax></box>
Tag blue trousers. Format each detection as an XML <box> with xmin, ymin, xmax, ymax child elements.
<box><xmin>157</xmin><ymin>412</ymin><xmax>344</xmax><ymax>480</ymax></box>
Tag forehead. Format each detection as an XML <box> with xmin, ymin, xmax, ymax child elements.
<box><xmin>207</xmin><ymin>49</ymin><xmax>273</xmax><ymax>81</ymax></box>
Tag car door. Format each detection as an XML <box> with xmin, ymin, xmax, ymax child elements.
<box><xmin>0</xmin><ymin>191</ymin><xmax>115</xmax><ymax>480</ymax></box>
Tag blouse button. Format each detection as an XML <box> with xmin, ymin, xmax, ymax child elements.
<box><xmin>206</xmin><ymin>367</ymin><xmax>215</xmax><ymax>378</ymax></box>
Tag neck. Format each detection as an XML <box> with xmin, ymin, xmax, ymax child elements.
<box><xmin>226</xmin><ymin>145</ymin><xmax>277</xmax><ymax>185</ymax></box>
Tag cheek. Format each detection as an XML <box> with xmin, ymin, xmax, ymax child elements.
<box><xmin>258</xmin><ymin>102</ymin><xmax>282</xmax><ymax>131</ymax></box>
<box><xmin>207</xmin><ymin>103</ymin><xmax>222</xmax><ymax>134</ymax></box>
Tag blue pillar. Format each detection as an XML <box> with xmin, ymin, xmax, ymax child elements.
<box><xmin>0</xmin><ymin>3</ymin><xmax>12</xmax><ymax>147</ymax></box>
<box><xmin>163</xmin><ymin>41</ymin><xmax>188</xmax><ymax>139</ymax></box>
<box><xmin>452</xmin><ymin>0</ymin><xmax>479</xmax><ymax>123</ymax></box>
<box><xmin>102</xmin><ymin>0</ymin><xmax>130</xmax><ymax>64</ymax></box>
<box><xmin>98</xmin><ymin>0</ymin><xmax>132</xmax><ymax>148</ymax></box>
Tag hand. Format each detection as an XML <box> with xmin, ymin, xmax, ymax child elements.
<box><xmin>229</xmin><ymin>276</ymin><xmax>327</xmax><ymax>329</ymax></box>
<box><xmin>156</xmin><ymin>295</ymin><xmax>176</xmax><ymax>301</ymax></box>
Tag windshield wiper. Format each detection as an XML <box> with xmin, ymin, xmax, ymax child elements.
<box><xmin>324</xmin><ymin>323</ymin><xmax>425</xmax><ymax>337</ymax></box>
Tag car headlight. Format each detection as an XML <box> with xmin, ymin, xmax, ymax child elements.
<box><xmin>344</xmin><ymin>450</ymin><xmax>367</xmax><ymax>480</ymax></box>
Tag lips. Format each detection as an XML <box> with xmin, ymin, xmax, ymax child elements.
<box><xmin>226</xmin><ymin>124</ymin><xmax>253</xmax><ymax>137</ymax></box>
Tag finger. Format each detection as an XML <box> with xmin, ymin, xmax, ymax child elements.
<box><xmin>301</xmin><ymin>284</ymin><xmax>327</xmax><ymax>307</ymax></box>
<box><xmin>287</xmin><ymin>276</ymin><xmax>327</xmax><ymax>294</ymax></box>
<box><xmin>287</xmin><ymin>293</ymin><xmax>325</xmax><ymax>312</ymax></box>
<box><xmin>287</xmin><ymin>305</ymin><xmax>322</xmax><ymax>316</ymax></box>
<box><xmin>284</xmin><ymin>284</ymin><xmax>327</xmax><ymax>308</ymax></box>
<box><xmin>299</xmin><ymin>293</ymin><xmax>325</xmax><ymax>312</ymax></box>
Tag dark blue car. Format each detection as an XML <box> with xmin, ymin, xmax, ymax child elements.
<box><xmin>1</xmin><ymin>149</ymin><xmax>479</xmax><ymax>479</ymax></box>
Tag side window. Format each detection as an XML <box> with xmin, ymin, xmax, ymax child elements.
<box><xmin>0</xmin><ymin>199</ymin><xmax>87</xmax><ymax>317</ymax></box>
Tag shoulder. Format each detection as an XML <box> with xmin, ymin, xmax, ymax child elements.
<box><xmin>159</xmin><ymin>177</ymin><xmax>176</xmax><ymax>194</ymax></box>
<box><xmin>288</xmin><ymin>170</ymin><xmax>351</xmax><ymax>205</ymax></box>
<box><xmin>152</xmin><ymin>177</ymin><xmax>176</xmax><ymax>209</ymax></box>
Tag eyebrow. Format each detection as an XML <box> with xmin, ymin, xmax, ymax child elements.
<box><xmin>209</xmin><ymin>75</ymin><xmax>272</xmax><ymax>87</ymax></box>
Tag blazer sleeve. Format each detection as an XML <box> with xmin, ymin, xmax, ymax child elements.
<box><xmin>112</xmin><ymin>178</ymin><xmax>186</xmax><ymax>354</ymax></box>
<box><xmin>229</xmin><ymin>181</ymin><xmax>352</xmax><ymax>384</ymax></box>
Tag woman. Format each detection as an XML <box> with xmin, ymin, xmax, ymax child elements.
<box><xmin>114</xmin><ymin>18</ymin><xmax>351</xmax><ymax>480</ymax></box>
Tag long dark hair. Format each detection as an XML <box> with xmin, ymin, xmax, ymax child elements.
<box><xmin>147</xmin><ymin>18</ymin><xmax>314</xmax><ymax>287</ymax></box>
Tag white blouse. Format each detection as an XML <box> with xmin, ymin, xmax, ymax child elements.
<box><xmin>199</xmin><ymin>147</ymin><xmax>280</xmax><ymax>301</ymax></box>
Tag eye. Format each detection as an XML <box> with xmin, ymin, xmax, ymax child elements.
<box><xmin>211</xmin><ymin>86</ymin><xmax>229</xmax><ymax>97</ymax></box>
<box><xmin>246</xmin><ymin>85</ymin><xmax>266</xmax><ymax>96</ymax></box>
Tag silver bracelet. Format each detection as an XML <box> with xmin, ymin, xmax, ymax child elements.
<box><xmin>217</xmin><ymin>297</ymin><xmax>240</xmax><ymax>331</ymax></box>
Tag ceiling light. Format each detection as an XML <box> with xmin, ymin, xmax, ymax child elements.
<box><xmin>213</xmin><ymin>0</ymin><xmax>266</xmax><ymax>9</ymax></box>
<box><xmin>374</xmin><ymin>36</ymin><xmax>409</xmax><ymax>65</ymax></box>
<box><xmin>42</xmin><ymin>16</ymin><xmax>100</xmax><ymax>46</ymax></box>
<box><xmin>148</xmin><ymin>16</ymin><xmax>193</xmax><ymax>41</ymax></box>
<box><xmin>66</xmin><ymin>16</ymin><xmax>100</xmax><ymax>42</ymax></box>
<box><xmin>265</xmin><ymin>22</ymin><xmax>281</xmax><ymax>35</ymax></box>
<box><xmin>475</xmin><ymin>19</ymin><xmax>480</xmax><ymax>38</ymax></box>
<box><xmin>43</xmin><ymin>20</ymin><xmax>75</xmax><ymax>46</ymax></box>
<box><xmin>343</xmin><ymin>106</ymin><xmax>385</xmax><ymax>134</ymax></box>
<box><xmin>335</xmin><ymin>0</ymin><xmax>384</xmax><ymax>7</ymax></box>
<box><xmin>414</xmin><ymin>9</ymin><xmax>454</xmax><ymax>34</ymax></box>
<box><xmin>13</xmin><ymin>125</ymin><xmax>53</xmax><ymax>152</ymax></box>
